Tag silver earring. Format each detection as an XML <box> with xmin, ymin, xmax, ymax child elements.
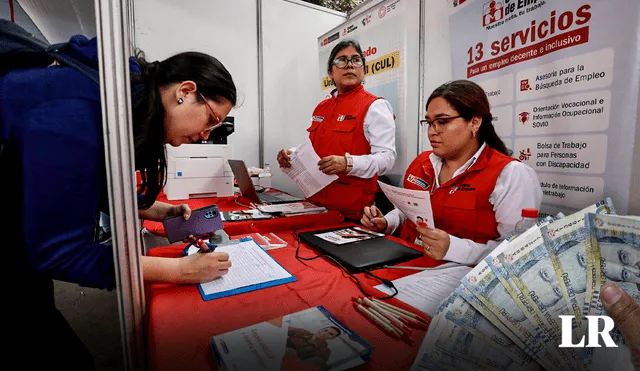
<box><xmin>472</xmin><ymin>131</ymin><xmax>477</xmax><ymax>137</ymax></box>
<box><xmin>177</xmin><ymin>98</ymin><xmax>184</xmax><ymax>104</ymax></box>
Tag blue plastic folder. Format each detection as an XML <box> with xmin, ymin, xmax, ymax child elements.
<box><xmin>186</xmin><ymin>237</ymin><xmax>296</xmax><ymax>301</ymax></box>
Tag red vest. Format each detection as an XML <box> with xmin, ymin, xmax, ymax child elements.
<box><xmin>399</xmin><ymin>146</ymin><xmax>514</xmax><ymax>244</ymax></box>
<box><xmin>306</xmin><ymin>85</ymin><xmax>380</xmax><ymax>220</ymax></box>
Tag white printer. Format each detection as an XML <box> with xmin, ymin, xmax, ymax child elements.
<box><xmin>164</xmin><ymin>119</ymin><xmax>235</xmax><ymax>200</ymax></box>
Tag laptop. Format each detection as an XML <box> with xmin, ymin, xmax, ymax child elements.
<box><xmin>228</xmin><ymin>159</ymin><xmax>304</xmax><ymax>204</ymax></box>
<box><xmin>298</xmin><ymin>226</ymin><xmax>423</xmax><ymax>272</ymax></box>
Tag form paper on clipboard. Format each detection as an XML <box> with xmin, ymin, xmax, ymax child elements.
<box><xmin>377</xmin><ymin>181</ymin><xmax>434</xmax><ymax>229</ymax></box>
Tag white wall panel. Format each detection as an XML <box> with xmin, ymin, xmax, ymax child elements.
<box><xmin>420</xmin><ymin>0</ymin><xmax>452</xmax><ymax>153</ymax></box>
<box><xmin>17</xmin><ymin>0</ymin><xmax>96</xmax><ymax>43</ymax></box>
<box><xmin>261</xmin><ymin>0</ymin><xmax>345</xmax><ymax>196</ymax></box>
<box><xmin>1</xmin><ymin>1</ymin><xmax>46</xmax><ymax>40</ymax></box>
<box><xmin>135</xmin><ymin>0</ymin><xmax>260</xmax><ymax>168</ymax></box>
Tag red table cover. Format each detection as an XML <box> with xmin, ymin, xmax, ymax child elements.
<box><xmin>145</xmin><ymin>223</ymin><xmax>444</xmax><ymax>371</ymax></box>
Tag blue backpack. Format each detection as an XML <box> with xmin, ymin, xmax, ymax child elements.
<box><xmin>0</xmin><ymin>18</ymin><xmax>99</xmax><ymax>84</ymax></box>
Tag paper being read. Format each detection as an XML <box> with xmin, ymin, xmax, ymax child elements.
<box><xmin>377</xmin><ymin>181</ymin><xmax>434</xmax><ymax>229</ymax></box>
<box><xmin>280</xmin><ymin>138</ymin><xmax>338</xmax><ymax>198</ymax></box>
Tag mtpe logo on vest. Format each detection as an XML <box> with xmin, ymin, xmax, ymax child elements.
<box><xmin>337</xmin><ymin>114</ymin><xmax>356</xmax><ymax>121</ymax></box>
<box><xmin>407</xmin><ymin>174</ymin><xmax>429</xmax><ymax>190</ymax></box>
<box><xmin>312</xmin><ymin>116</ymin><xmax>324</xmax><ymax>122</ymax></box>
<box><xmin>450</xmin><ymin>184</ymin><xmax>475</xmax><ymax>194</ymax></box>
<box><xmin>482</xmin><ymin>1</ymin><xmax>504</xmax><ymax>26</ymax></box>
<box><xmin>558</xmin><ymin>315</ymin><xmax>618</xmax><ymax>348</ymax></box>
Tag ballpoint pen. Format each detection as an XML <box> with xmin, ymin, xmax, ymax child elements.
<box><xmin>353</xmin><ymin>302</ymin><xmax>400</xmax><ymax>339</ymax></box>
<box><xmin>361</xmin><ymin>298</ymin><xmax>412</xmax><ymax>333</ymax></box>
<box><xmin>371</xmin><ymin>297</ymin><xmax>430</xmax><ymax>324</ymax></box>
<box><xmin>191</xmin><ymin>238</ymin><xmax>216</xmax><ymax>253</ymax></box>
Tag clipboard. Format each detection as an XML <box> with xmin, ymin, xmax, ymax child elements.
<box><xmin>187</xmin><ymin>237</ymin><xmax>296</xmax><ymax>300</ymax></box>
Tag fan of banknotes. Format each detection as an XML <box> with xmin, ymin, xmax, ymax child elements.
<box><xmin>411</xmin><ymin>198</ymin><xmax>640</xmax><ymax>371</ymax></box>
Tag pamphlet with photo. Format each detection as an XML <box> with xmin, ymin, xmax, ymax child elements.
<box><xmin>211</xmin><ymin>306</ymin><xmax>373</xmax><ymax>371</ymax></box>
<box><xmin>314</xmin><ymin>227</ymin><xmax>385</xmax><ymax>245</ymax></box>
<box><xmin>221</xmin><ymin>209</ymin><xmax>273</xmax><ymax>222</ymax></box>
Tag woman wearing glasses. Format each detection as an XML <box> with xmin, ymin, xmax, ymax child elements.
<box><xmin>1</xmin><ymin>35</ymin><xmax>235</xmax><ymax>369</ymax></box>
<box><xmin>277</xmin><ymin>39</ymin><xmax>396</xmax><ymax>221</ymax></box>
<box><xmin>362</xmin><ymin>80</ymin><xmax>542</xmax><ymax>265</ymax></box>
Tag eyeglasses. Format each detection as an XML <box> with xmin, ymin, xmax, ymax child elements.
<box><xmin>198</xmin><ymin>91</ymin><xmax>223</xmax><ymax>132</ymax></box>
<box><xmin>419</xmin><ymin>115</ymin><xmax>462</xmax><ymax>132</ymax></box>
<box><xmin>333</xmin><ymin>56</ymin><xmax>364</xmax><ymax>69</ymax></box>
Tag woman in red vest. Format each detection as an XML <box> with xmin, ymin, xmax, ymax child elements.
<box><xmin>277</xmin><ymin>39</ymin><xmax>396</xmax><ymax>221</ymax></box>
<box><xmin>362</xmin><ymin>80</ymin><xmax>542</xmax><ymax>265</ymax></box>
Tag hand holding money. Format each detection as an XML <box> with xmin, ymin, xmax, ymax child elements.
<box><xmin>600</xmin><ymin>283</ymin><xmax>640</xmax><ymax>371</ymax></box>
<box><xmin>411</xmin><ymin>198</ymin><xmax>640</xmax><ymax>371</ymax></box>
<box><xmin>416</xmin><ymin>223</ymin><xmax>450</xmax><ymax>260</ymax></box>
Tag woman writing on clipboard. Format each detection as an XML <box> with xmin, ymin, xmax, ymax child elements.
<box><xmin>1</xmin><ymin>31</ymin><xmax>234</xmax><ymax>369</ymax></box>
<box><xmin>361</xmin><ymin>80</ymin><xmax>542</xmax><ymax>265</ymax></box>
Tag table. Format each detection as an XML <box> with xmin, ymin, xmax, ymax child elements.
<box><xmin>142</xmin><ymin>191</ymin><xmax>344</xmax><ymax>250</ymax></box>
<box><xmin>146</xmin><ymin>223</ymin><xmax>443</xmax><ymax>371</ymax></box>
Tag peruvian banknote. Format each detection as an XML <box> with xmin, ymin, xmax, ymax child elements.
<box><xmin>411</xmin><ymin>292</ymin><xmax>486</xmax><ymax>371</ymax></box>
<box><xmin>445</xmin><ymin>291</ymin><xmax>533</xmax><ymax>367</ymax></box>
<box><xmin>434</xmin><ymin>316</ymin><xmax>520</xmax><ymax>371</ymax></box>
<box><xmin>501</xmin><ymin>223</ymin><xmax>582</xmax><ymax>370</ymax></box>
<box><xmin>454</xmin><ymin>283</ymin><xmax>529</xmax><ymax>355</ymax></box>
<box><xmin>580</xmin><ymin>213</ymin><xmax>640</xmax><ymax>370</ymax></box>
<box><xmin>461</xmin><ymin>261</ymin><xmax>564</xmax><ymax>371</ymax></box>
<box><xmin>585</xmin><ymin>213</ymin><xmax>640</xmax><ymax>316</ymax></box>
<box><xmin>540</xmin><ymin>199</ymin><xmax>616</xmax><ymax>335</ymax></box>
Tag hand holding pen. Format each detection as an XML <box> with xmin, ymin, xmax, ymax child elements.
<box><xmin>194</xmin><ymin>238</ymin><xmax>215</xmax><ymax>253</ymax></box>
<box><xmin>361</xmin><ymin>206</ymin><xmax>388</xmax><ymax>233</ymax></box>
<box><xmin>179</xmin><ymin>238</ymin><xmax>232</xmax><ymax>283</ymax></box>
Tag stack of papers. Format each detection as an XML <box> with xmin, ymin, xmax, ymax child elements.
<box><xmin>374</xmin><ymin>264</ymin><xmax>472</xmax><ymax>317</ymax></box>
<box><xmin>257</xmin><ymin>202</ymin><xmax>327</xmax><ymax>217</ymax></box>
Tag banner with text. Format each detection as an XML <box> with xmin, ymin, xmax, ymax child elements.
<box><xmin>318</xmin><ymin>0</ymin><xmax>408</xmax><ymax>179</ymax></box>
<box><xmin>449</xmin><ymin>0</ymin><xmax>640</xmax><ymax>214</ymax></box>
